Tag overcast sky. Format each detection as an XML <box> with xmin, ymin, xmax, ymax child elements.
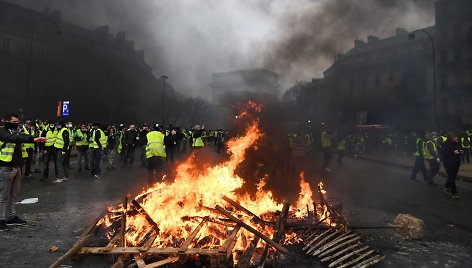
<box><xmin>9</xmin><ymin>0</ymin><xmax>436</xmax><ymax>99</ymax></box>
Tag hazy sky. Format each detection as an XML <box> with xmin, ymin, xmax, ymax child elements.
<box><xmin>9</xmin><ymin>0</ymin><xmax>436</xmax><ymax>99</ymax></box>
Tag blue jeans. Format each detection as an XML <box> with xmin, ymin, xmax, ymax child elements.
<box><xmin>0</xmin><ymin>167</ymin><xmax>21</xmax><ymax>221</ymax></box>
<box><xmin>91</xmin><ymin>149</ymin><xmax>103</xmax><ymax>176</ymax></box>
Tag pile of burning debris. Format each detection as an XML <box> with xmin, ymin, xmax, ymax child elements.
<box><xmin>49</xmin><ymin>102</ymin><xmax>420</xmax><ymax>268</ymax></box>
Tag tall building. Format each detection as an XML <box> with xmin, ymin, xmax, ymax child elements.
<box><xmin>0</xmin><ymin>1</ymin><xmax>167</xmax><ymax>122</ymax></box>
<box><xmin>322</xmin><ymin>27</ymin><xmax>435</xmax><ymax>127</ymax></box>
<box><xmin>211</xmin><ymin>69</ymin><xmax>280</xmax><ymax>103</ymax></box>
<box><xmin>435</xmin><ymin>0</ymin><xmax>472</xmax><ymax>125</ymax></box>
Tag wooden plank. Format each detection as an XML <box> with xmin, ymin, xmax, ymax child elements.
<box><xmin>328</xmin><ymin>246</ymin><xmax>369</xmax><ymax>268</ymax></box>
<box><xmin>337</xmin><ymin>250</ymin><xmax>375</xmax><ymax>268</ymax></box>
<box><xmin>218</xmin><ymin>225</ymin><xmax>241</xmax><ymax>253</ymax></box>
<box><xmin>320</xmin><ymin>243</ymin><xmax>362</xmax><ymax>262</ymax></box>
<box><xmin>306</xmin><ymin>229</ymin><xmax>342</xmax><ymax>254</ymax></box>
<box><xmin>312</xmin><ymin>232</ymin><xmax>355</xmax><ymax>256</ymax></box>
<box><xmin>258</xmin><ymin>201</ymin><xmax>290</xmax><ymax>266</ymax></box>
<box><xmin>236</xmin><ymin>237</ymin><xmax>260</xmax><ymax>268</ymax></box>
<box><xmin>120</xmin><ymin>197</ymin><xmax>128</xmax><ymax>247</ymax></box>
<box><xmin>179</xmin><ymin>220</ymin><xmax>206</xmax><ymax>253</ymax></box>
<box><xmin>222</xmin><ymin>195</ymin><xmax>264</xmax><ymax>223</ymax></box>
<box><xmin>49</xmin><ymin>210</ymin><xmax>108</xmax><ymax>268</ymax></box>
<box><xmin>79</xmin><ymin>247</ymin><xmax>221</xmax><ymax>255</ymax></box>
<box><xmin>133</xmin><ymin>254</ymin><xmax>146</xmax><ymax>268</ymax></box>
<box><xmin>313</xmin><ymin>236</ymin><xmax>361</xmax><ymax>257</ymax></box>
<box><xmin>303</xmin><ymin>229</ymin><xmax>334</xmax><ymax>250</ymax></box>
<box><xmin>131</xmin><ymin>200</ymin><xmax>160</xmax><ymax>233</ymax></box>
<box><xmin>104</xmin><ymin>233</ymin><xmax>121</xmax><ymax>252</ymax></box>
<box><xmin>215</xmin><ymin>205</ymin><xmax>288</xmax><ymax>254</ymax></box>
<box><xmin>139</xmin><ymin>233</ymin><xmax>158</xmax><ymax>252</ymax></box>
<box><xmin>144</xmin><ymin>256</ymin><xmax>179</xmax><ymax>268</ymax></box>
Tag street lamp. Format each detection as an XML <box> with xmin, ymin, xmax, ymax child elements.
<box><xmin>408</xmin><ymin>29</ymin><xmax>437</xmax><ymax>128</ymax></box>
<box><xmin>161</xmin><ymin>75</ymin><xmax>168</xmax><ymax>124</ymax></box>
<box><xmin>23</xmin><ymin>18</ymin><xmax>62</xmax><ymax>118</ymax></box>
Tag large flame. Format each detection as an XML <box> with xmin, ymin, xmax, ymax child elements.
<box><xmin>98</xmin><ymin>101</ymin><xmax>336</xmax><ymax>258</ymax></box>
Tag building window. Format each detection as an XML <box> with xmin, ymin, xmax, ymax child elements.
<box><xmin>454</xmin><ymin>48</ymin><xmax>462</xmax><ymax>63</ymax></box>
<box><xmin>440</xmin><ymin>50</ymin><xmax>447</xmax><ymax>63</ymax></box>
<box><xmin>2</xmin><ymin>37</ymin><xmax>11</xmax><ymax>53</ymax></box>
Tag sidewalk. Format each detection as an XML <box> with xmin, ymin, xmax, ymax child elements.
<box><xmin>356</xmin><ymin>153</ymin><xmax>472</xmax><ymax>183</ymax></box>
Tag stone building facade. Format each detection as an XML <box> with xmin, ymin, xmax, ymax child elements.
<box><xmin>0</xmin><ymin>0</ymin><xmax>167</xmax><ymax>123</ymax></box>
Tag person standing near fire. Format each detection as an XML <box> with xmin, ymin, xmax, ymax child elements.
<box><xmin>320</xmin><ymin>124</ymin><xmax>332</xmax><ymax>172</ymax></box>
<box><xmin>423</xmin><ymin>132</ymin><xmax>439</xmax><ymax>184</ymax></box>
<box><xmin>410</xmin><ymin>132</ymin><xmax>430</xmax><ymax>183</ymax></box>
<box><xmin>192</xmin><ymin>125</ymin><xmax>205</xmax><ymax>148</ymax></box>
<box><xmin>53</xmin><ymin>121</ymin><xmax>73</xmax><ymax>182</ymax></box>
<box><xmin>0</xmin><ymin>113</ymin><xmax>47</xmax><ymax>231</ymax></box>
<box><xmin>41</xmin><ymin>120</ymin><xmax>59</xmax><ymax>181</ymax></box>
<box><xmin>441</xmin><ymin>133</ymin><xmax>463</xmax><ymax>199</ymax></box>
<box><xmin>89</xmin><ymin>122</ymin><xmax>107</xmax><ymax>179</ymax></box>
<box><xmin>144</xmin><ymin>124</ymin><xmax>171</xmax><ymax>183</ymax></box>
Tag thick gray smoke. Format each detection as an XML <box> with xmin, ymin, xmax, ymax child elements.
<box><xmin>9</xmin><ymin>0</ymin><xmax>434</xmax><ymax>98</ymax></box>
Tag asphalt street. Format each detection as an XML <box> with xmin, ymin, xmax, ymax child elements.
<box><xmin>0</xmin><ymin>153</ymin><xmax>471</xmax><ymax>268</ymax></box>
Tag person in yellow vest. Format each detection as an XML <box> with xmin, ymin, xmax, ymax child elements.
<box><xmin>40</xmin><ymin>120</ymin><xmax>59</xmax><ymax>181</ymax></box>
<box><xmin>423</xmin><ymin>132</ymin><xmax>439</xmax><ymax>185</ymax></box>
<box><xmin>22</xmin><ymin>120</ymin><xmax>36</xmax><ymax>179</ymax></box>
<box><xmin>0</xmin><ymin>113</ymin><xmax>46</xmax><ymax>231</ymax></box>
<box><xmin>337</xmin><ymin>137</ymin><xmax>346</xmax><ymax>164</ymax></box>
<box><xmin>53</xmin><ymin>121</ymin><xmax>73</xmax><ymax>183</ymax></box>
<box><xmin>192</xmin><ymin>125</ymin><xmax>205</xmax><ymax>148</ymax></box>
<box><xmin>410</xmin><ymin>132</ymin><xmax>429</xmax><ymax>182</ymax></box>
<box><xmin>145</xmin><ymin>124</ymin><xmax>169</xmax><ymax>184</ymax></box>
<box><xmin>89</xmin><ymin>122</ymin><xmax>107</xmax><ymax>179</ymax></box>
<box><xmin>75</xmin><ymin>124</ymin><xmax>90</xmax><ymax>171</ymax></box>
<box><xmin>461</xmin><ymin>132</ymin><xmax>470</xmax><ymax>163</ymax></box>
<box><xmin>320</xmin><ymin>124</ymin><xmax>332</xmax><ymax>172</ymax></box>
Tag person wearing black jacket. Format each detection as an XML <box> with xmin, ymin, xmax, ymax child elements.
<box><xmin>441</xmin><ymin>133</ymin><xmax>464</xmax><ymax>199</ymax></box>
<box><xmin>124</xmin><ymin>124</ymin><xmax>138</xmax><ymax>167</ymax></box>
<box><xmin>0</xmin><ymin>114</ymin><xmax>46</xmax><ymax>231</ymax></box>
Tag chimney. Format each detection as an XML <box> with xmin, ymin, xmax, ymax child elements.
<box><xmin>367</xmin><ymin>35</ymin><xmax>379</xmax><ymax>43</ymax></box>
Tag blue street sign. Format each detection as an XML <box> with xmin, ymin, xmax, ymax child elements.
<box><xmin>62</xmin><ymin>101</ymin><xmax>70</xmax><ymax>116</ymax></box>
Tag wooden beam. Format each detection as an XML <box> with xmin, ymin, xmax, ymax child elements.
<box><xmin>104</xmin><ymin>232</ymin><xmax>121</xmax><ymax>252</ymax></box>
<box><xmin>179</xmin><ymin>220</ymin><xmax>206</xmax><ymax>253</ymax></box>
<box><xmin>144</xmin><ymin>256</ymin><xmax>179</xmax><ymax>268</ymax></box>
<box><xmin>215</xmin><ymin>205</ymin><xmax>288</xmax><ymax>254</ymax></box>
<box><xmin>133</xmin><ymin>254</ymin><xmax>146</xmax><ymax>268</ymax></box>
<box><xmin>218</xmin><ymin>224</ymin><xmax>241</xmax><ymax>253</ymax></box>
<box><xmin>49</xmin><ymin>209</ymin><xmax>109</xmax><ymax>268</ymax></box>
<box><xmin>222</xmin><ymin>195</ymin><xmax>264</xmax><ymax>223</ymax></box>
<box><xmin>79</xmin><ymin>246</ymin><xmax>221</xmax><ymax>255</ymax></box>
<box><xmin>131</xmin><ymin>200</ymin><xmax>160</xmax><ymax>233</ymax></box>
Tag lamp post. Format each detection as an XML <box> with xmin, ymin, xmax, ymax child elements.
<box><xmin>408</xmin><ymin>29</ymin><xmax>437</xmax><ymax>128</ymax></box>
<box><xmin>161</xmin><ymin>75</ymin><xmax>168</xmax><ymax>124</ymax></box>
<box><xmin>23</xmin><ymin>18</ymin><xmax>61</xmax><ymax>118</ymax></box>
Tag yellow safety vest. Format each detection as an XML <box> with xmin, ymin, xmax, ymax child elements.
<box><xmin>22</xmin><ymin>128</ymin><xmax>35</xmax><ymax>149</ymax></box>
<box><xmin>423</xmin><ymin>140</ymin><xmax>437</xmax><ymax>160</ymax></box>
<box><xmin>337</xmin><ymin>140</ymin><xmax>346</xmax><ymax>151</ymax></box>
<box><xmin>321</xmin><ymin>131</ymin><xmax>331</xmax><ymax>148</ymax></box>
<box><xmin>75</xmin><ymin>129</ymin><xmax>89</xmax><ymax>146</ymax></box>
<box><xmin>414</xmin><ymin>138</ymin><xmax>423</xmax><ymax>157</ymax></box>
<box><xmin>0</xmin><ymin>137</ymin><xmax>28</xmax><ymax>161</ymax></box>
<box><xmin>146</xmin><ymin>131</ymin><xmax>166</xmax><ymax>158</ymax></box>
<box><xmin>192</xmin><ymin>133</ymin><xmax>204</xmax><ymax>147</ymax></box>
<box><xmin>89</xmin><ymin>129</ymin><xmax>107</xmax><ymax>149</ymax></box>
<box><xmin>45</xmin><ymin>129</ymin><xmax>58</xmax><ymax>147</ymax></box>
<box><xmin>54</xmin><ymin>128</ymin><xmax>71</xmax><ymax>149</ymax></box>
<box><xmin>117</xmin><ymin>131</ymin><xmax>124</xmax><ymax>153</ymax></box>
<box><xmin>462</xmin><ymin>137</ymin><xmax>471</xmax><ymax>149</ymax></box>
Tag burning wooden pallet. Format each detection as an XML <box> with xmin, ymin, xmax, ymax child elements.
<box><xmin>49</xmin><ymin>179</ymin><xmax>389</xmax><ymax>268</ymax></box>
<box><xmin>49</xmin><ymin>195</ymin><xmax>291</xmax><ymax>268</ymax></box>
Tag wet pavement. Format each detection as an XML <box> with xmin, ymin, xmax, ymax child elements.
<box><xmin>1</xmin><ymin>152</ymin><xmax>471</xmax><ymax>268</ymax></box>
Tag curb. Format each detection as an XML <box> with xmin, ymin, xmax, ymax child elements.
<box><xmin>356</xmin><ymin>156</ymin><xmax>472</xmax><ymax>184</ymax></box>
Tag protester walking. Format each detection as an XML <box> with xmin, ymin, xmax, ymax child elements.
<box><xmin>441</xmin><ymin>133</ymin><xmax>463</xmax><ymax>199</ymax></box>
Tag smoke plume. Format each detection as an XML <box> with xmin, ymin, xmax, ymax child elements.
<box><xmin>9</xmin><ymin>0</ymin><xmax>435</xmax><ymax>97</ymax></box>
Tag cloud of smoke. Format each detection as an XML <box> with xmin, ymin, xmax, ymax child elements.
<box><xmin>9</xmin><ymin>0</ymin><xmax>435</xmax><ymax>97</ymax></box>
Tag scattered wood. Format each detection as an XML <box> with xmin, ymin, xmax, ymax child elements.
<box><xmin>215</xmin><ymin>205</ymin><xmax>288</xmax><ymax>254</ymax></box>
